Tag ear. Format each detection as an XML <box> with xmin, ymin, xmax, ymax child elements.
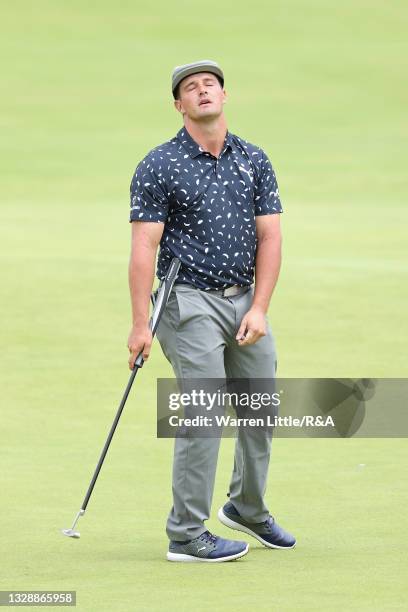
<box><xmin>174</xmin><ymin>99</ymin><xmax>185</xmax><ymax>115</ymax></box>
<box><xmin>222</xmin><ymin>89</ymin><xmax>227</xmax><ymax>104</ymax></box>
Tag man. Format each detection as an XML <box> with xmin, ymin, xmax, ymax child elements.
<box><xmin>128</xmin><ymin>60</ymin><xmax>296</xmax><ymax>562</ymax></box>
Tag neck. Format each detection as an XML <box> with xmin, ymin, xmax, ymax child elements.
<box><xmin>183</xmin><ymin>115</ymin><xmax>228</xmax><ymax>158</ymax></box>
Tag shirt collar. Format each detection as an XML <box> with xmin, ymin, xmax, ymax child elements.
<box><xmin>177</xmin><ymin>127</ymin><xmax>233</xmax><ymax>159</ymax></box>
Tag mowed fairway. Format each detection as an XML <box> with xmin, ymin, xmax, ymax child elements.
<box><xmin>1</xmin><ymin>1</ymin><xmax>407</xmax><ymax>611</ymax></box>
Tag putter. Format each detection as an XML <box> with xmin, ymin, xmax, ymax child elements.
<box><xmin>62</xmin><ymin>257</ymin><xmax>181</xmax><ymax>538</ymax></box>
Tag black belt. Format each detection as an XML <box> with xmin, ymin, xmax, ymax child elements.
<box><xmin>175</xmin><ymin>283</ymin><xmax>252</xmax><ymax>298</ymax></box>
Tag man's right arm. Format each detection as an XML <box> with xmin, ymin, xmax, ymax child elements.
<box><xmin>127</xmin><ymin>221</ymin><xmax>164</xmax><ymax>369</ymax></box>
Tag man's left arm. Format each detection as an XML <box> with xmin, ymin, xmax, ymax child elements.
<box><xmin>236</xmin><ymin>214</ymin><xmax>282</xmax><ymax>346</ymax></box>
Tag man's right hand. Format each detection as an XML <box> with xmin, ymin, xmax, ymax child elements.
<box><xmin>127</xmin><ymin>324</ymin><xmax>153</xmax><ymax>370</ymax></box>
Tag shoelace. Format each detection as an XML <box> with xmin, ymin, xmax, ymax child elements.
<box><xmin>200</xmin><ymin>531</ymin><xmax>218</xmax><ymax>545</ymax></box>
<box><xmin>262</xmin><ymin>516</ymin><xmax>275</xmax><ymax>532</ymax></box>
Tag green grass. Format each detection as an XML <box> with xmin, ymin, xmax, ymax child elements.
<box><xmin>1</xmin><ymin>1</ymin><xmax>407</xmax><ymax>610</ymax></box>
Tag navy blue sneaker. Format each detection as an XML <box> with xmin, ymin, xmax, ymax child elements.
<box><xmin>218</xmin><ymin>502</ymin><xmax>296</xmax><ymax>549</ymax></box>
<box><xmin>167</xmin><ymin>530</ymin><xmax>249</xmax><ymax>563</ymax></box>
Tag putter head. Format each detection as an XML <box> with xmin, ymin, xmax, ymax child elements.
<box><xmin>61</xmin><ymin>528</ymin><xmax>80</xmax><ymax>539</ymax></box>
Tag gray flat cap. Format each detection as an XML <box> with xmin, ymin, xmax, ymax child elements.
<box><xmin>172</xmin><ymin>59</ymin><xmax>224</xmax><ymax>98</ymax></box>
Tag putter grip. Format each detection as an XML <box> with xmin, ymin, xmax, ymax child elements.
<box><xmin>133</xmin><ymin>257</ymin><xmax>181</xmax><ymax>369</ymax></box>
<box><xmin>134</xmin><ymin>352</ymin><xmax>144</xmax><ymax>368</ymax></box>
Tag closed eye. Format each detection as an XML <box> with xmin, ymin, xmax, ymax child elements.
<box><xmin>184</xmin><ymin>79</ymin><xmax>216</xmax><ymax>91</ymax></box>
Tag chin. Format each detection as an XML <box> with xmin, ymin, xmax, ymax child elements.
<box><xmin>196</xmin><ymin>108</ymin><xmax>221</xmax><ymax>120</ymax></box>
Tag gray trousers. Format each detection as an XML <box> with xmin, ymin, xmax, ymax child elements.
<box><xmin>156</xmin><ymin>284</ymin><xmax>277</xmax><ymax>541</ymax></box>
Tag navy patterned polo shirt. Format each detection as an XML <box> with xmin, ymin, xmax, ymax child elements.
<box><xmin>129</xmin><ymin>127</ymin><xmax>283</xmax><ymax>290</ymax></box>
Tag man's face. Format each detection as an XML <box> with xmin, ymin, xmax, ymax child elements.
<box><xmin>174</xmin><ymin>72</ymin><xmax>226</xmax><ymax>121</ymax></box>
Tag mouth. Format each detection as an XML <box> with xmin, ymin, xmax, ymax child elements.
<box><xmin>199</xmin><ymin>99</ymin><xmax>212</xmax><ymax>106</ymax></box>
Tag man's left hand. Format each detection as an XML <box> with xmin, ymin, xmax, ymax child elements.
<box><xmin>236</xmin><ymin>306</ymin><xmax>267</xmax><ymax>346</ymax></box>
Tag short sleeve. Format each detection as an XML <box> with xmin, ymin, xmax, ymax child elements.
<box><xmin>129</xmin><ymin>154</ymin><xmax>169</xmax><ymax>223</ymax></box>
<box><xmin>254</xmin><ymin>152</ymin><xmax>283</xmax><ymax>216</ymax></box>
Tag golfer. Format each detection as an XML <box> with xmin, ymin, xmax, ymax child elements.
<box><xmin>128</xmin><ymin>60</ymin><xmax>295</xmax><ymax>562</ymax></box>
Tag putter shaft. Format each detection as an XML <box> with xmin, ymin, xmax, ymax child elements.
<box><xmin>62</xmin><ymin>257</ymin><xmax>181</xmax><ymax>539</ymax></box>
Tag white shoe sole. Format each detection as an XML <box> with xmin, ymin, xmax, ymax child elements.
<box><xmin>218</xmin><ymin>508</ymin><xmax>296</xmax><ymax>550</ymax></box>
<box><xmin>166</xmin><ymin>544</ymin><xmax>249</xmax><ymax>563</ymax></box>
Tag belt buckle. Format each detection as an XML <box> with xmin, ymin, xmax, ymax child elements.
<box><xmin>223</xmin><ymin>285</ymin><xmax>239</xmax><ymax>298</ymax></box>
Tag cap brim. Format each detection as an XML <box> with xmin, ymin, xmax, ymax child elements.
<box><xmin>172</xmin><ymin>65</ymin><xmax>224</xmax><ymax>97</ymax></box>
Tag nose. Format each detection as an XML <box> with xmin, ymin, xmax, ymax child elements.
<box><xmin>198</xmin><ymin>83</ymin><xmax>208</xmax><ymax>95</ymax></box>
